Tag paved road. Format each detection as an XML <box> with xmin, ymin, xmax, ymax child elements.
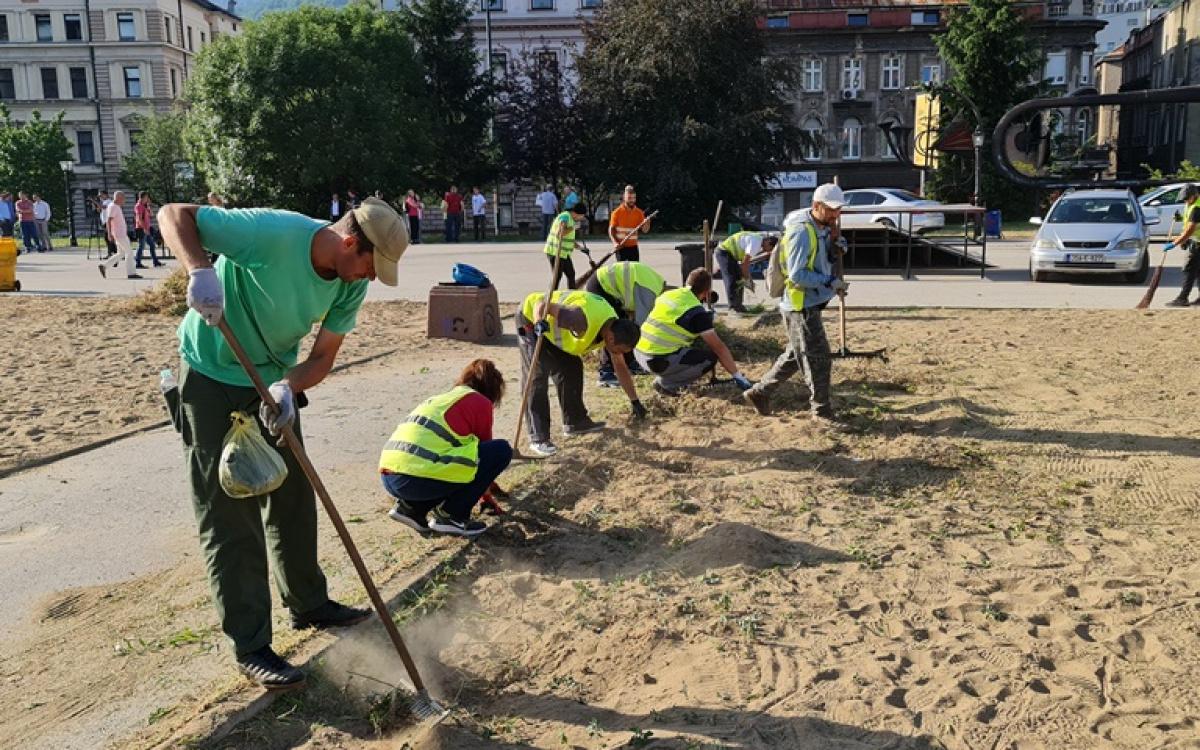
<box><xmin>8</xmin><ymin>237</ymin><xmax>1189</xmax><ymax>309</ymax></box>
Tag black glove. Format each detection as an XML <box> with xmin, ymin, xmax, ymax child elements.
<box><xmin>631</xmin><ymin>400</ymin><xmax>648</xmax><ymax>420</ymax></box>
<box><xmin>533</xmin><ymin>320</ymin><xmax>550</xmax><ymax>337</ymax></box>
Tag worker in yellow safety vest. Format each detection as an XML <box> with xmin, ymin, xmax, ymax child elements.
<box><xmin>1165</xmin><ymin>184</ymin><xmax>1200</xmax><ymax>307</ymax></box>
<box><xmin>716</xmin><ymin>231</ymin><xmax>777</xmax><ymax>313</ymax></box>
<box><xmin>585</xmin><ymin>260</ymin><xmax>665</xmax><ymax>386</ymax></box>
<box><xmin>544</xmin><ymin>202</ymin><xmax>588</xmax><ymax>290</ymax></box>
<box><xmin>380</xmin><ymin>358</ymin><xmax>512</xmax><ymax>538</ymax></box>
<box><xmin>516</xmin><ymin>289</ymin><xmax>644</xmax><ymax>456</ymax></box>
<box><xmin>635</xmin><ymin>269</ymin><xmax>754</xmax><ymax>396</ymax></box>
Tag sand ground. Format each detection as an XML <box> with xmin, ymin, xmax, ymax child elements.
<box><xmin>2</xmin><ymin>297</ymin><xmax>1199</xmax><ymax>749</ymax></box>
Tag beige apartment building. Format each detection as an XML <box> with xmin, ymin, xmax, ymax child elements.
<box><xmin>0</xmin><ymin>0</ymin><xmax>239</xmax><ymax>229</ymax></box>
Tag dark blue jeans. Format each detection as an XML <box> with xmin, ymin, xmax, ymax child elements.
<box><xmin>444</xmin><ymin>213</ymin><xmax>462</xmax><ymax>242</ymax></box>
<box><xmin>381</xmin><ymin>439</ymin><xmax>512</xmax><ymax>522</ymax></box>
<box><xmin>19</xmin><ymin>220</ymin><xmax>38</xmax><ymax>252</ymax></box>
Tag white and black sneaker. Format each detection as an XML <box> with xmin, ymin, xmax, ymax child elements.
<box><xmin>563</xmin><ymin>419</ymin><xmax>606</xmax><ymax>437</ymax></box>
<box><xmin>428</xmin><ymin>511</ymin><xmax>487</xmax><ymax>538</ymax></box>
<box><xmin>236</xmin><ymin>646</ymin><xmax>306</xmax><ymax>691</ymax></box>
<box><xmin>388</xmin><ymin>500</ymin><xmax>430</xmax><ymax>534</ymax></box>
<box><xmin>597</xmin><ymin>374</ymin><xmax>620</xmax><ymax>388</ymax></box>
<box><xmin>529</xmin><ymin>441</ymin><xmax>558</xmax><ymax>457</ymax></box>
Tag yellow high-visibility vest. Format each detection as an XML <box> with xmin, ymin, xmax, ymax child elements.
<box><xmin>379</xmin><ymin>385</ymin><xmax>479</xmax><ymax>483</ymax></box>
<box><xmin>522</xmin><ymin>290</ymin><xmax>616</xmax><ymax>357</ymax></box>
<box><xmin>777</xmin><ymin>222</ymin><xmax>819</xmax><ymax>311</ymax></box>
<box><xmin>636</xmin><ymin>287</ymin><xmax>703</xmax><ymax>356</ymax></box>
<box><xmin>544</xmin><ymin>211</ymin><xmax>576</xmax><ymax>258</ymax></box>
<box><xmin>595</xmin><ymin>261</ymin><xmax>665</xmax><ymax>313</ymax></box>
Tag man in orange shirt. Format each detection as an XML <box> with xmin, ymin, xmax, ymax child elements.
<box><xmin>608</xmin><ymin>185</ymin><xmax>650</xmax><ymax>262</ymax></box>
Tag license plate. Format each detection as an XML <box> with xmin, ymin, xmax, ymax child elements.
<box><xmin>1065</xmin><ymin>253</ymin><xmax>1104</xmax><ymax>263</ymax></box>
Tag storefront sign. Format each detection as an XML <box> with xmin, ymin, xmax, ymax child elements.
<box><xmin>771</xmin><ymin>171</ymin><xmax>818</xmax><ymax>190</ymax></box>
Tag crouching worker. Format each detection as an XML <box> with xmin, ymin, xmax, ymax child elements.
<box><xmin>585</xmin><ymin>261</ymin><xmax>665</xmax><ymax>386</ymax></box>
<box><xmin>635</xmin><ymin>269</ymin><xmax>753</xmax><ymax>396</ymax></box>
<box><xmin>381</xmin><ymin>359</ymin><xmax>513</xmax><ymax>538</ymax></box>
<box><xmin>517</xmin><ymin>290</ymin><xmax>644</xmax><ymax>456</ymax></box>
<box><xmin>716</xmin><ymin>231</ymin><xmax>777</xmax><ymax>313</ymax></box>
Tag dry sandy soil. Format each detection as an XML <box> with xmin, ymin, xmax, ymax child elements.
<box><xmin>2</xmin><ymin>295</ymin><xmax>1199</xmax><ymax>750</ymax></box>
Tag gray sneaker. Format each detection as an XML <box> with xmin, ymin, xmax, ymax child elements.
<box><xmin>563</xmin><ymin>419</ymin><xmax>606</xmax><ymax>436</ymax></box>
<box><xmin>529</xmin><ymin>441</ymin><xmax>558</xmax><ymax>457</ymax></box>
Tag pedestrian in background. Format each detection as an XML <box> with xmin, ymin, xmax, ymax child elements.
<box><xmin>471</xmin><ymin>187</ymin><xmax>487</xmax><ymax>242</ymax></box>
<box><xmin>32</xmin><ymin>194</ymin><xmax>52</xmax><ymax>252</ymax></box>
<box><xmin>15</xmin><ymin>192</ymin><xmax>37</xmax><ymax>254</ymax></box>
<box><xmin>609</xmin><ymin>185</ymin><xmax>650</xmax><ymax>262</ymax></box>
<box><xmin>0</xmin><ymin>191</ymin><xmax>13</xmax><ymax>237</ymax></box>
<box><xmin>135</xmin><ymin>191</ymin><xmax>162</xmax><ymax>268</ymax></box>
<box><xmin>563</xmin><ymin>186</ymin><xmax>580</xmax><ymax>211</ymax></box>
<box><xmin>443</xmin><ymin>185</ymin><xmax>464</xmax><ymax>243</ymax></box>
<box><xmin>535</xmin><ymin>185</ymin><xmax>558</xmax><ymax>240</ymax></box>
<box><xmin>405</xmin><ymin>190</ymin><xmax>423</xmax><ymax>244</ymax></box>
<box><xmin>347</xmin><ymin>189</ymin><xmax>361</xmax><ymax>210</ymax></box>
<box><xmin>330</xmin><ymin>192</ymin><xmax>343</xmax><ymax>222</ymax></box>
<box><xmin>207</xmin><ymin>192</ymin><xmax>225</xmax><ymax>207</ymax></box>
<box><xmin>98</xmin><ymin>191</ymin><xmax>138</xmax><ymax>279</ymax></box>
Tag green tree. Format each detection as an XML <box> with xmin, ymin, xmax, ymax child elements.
<box><xmin>398</xmin><ymin>0</ymin><xmax>496</xmax><ymax>188</ymax></box>
<box><xmin>930</xmin><ymin>0</ymin><xmax>1043</xmax><ymax>214</ymax></box>
<box><xmin>184</xmin><ymin>1</ymin><xmax>433</xmax><ymax>212</ymax></box>
<box><xmin>0</xmin><ymin>106</ymin><xmax>73</xmax><ymax>230</ymax></box>
<box><xmin>495</xmin><ymin>48</ymin><xmax>581</xmax><ymax>191</ymax></box>
<box><xmin>576</xmin><ymin>0</ymin><xmax>801</xmax><ymax>228</ymax></box>
<box><xmin>118</xmin><ymin>111</ymin><xmax>203</xmax><ymax>204</ymax></box>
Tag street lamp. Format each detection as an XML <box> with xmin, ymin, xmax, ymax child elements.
<box><xmin>58</xmin><ymin>159</ymin><xmax>77</xmax><ymax>246</ymax></box>
<box><xmin>971</xmin><ymin>128</ymin><xmax>985</xmax><ymax>207</ymax></box>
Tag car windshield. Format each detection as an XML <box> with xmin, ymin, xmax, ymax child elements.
<box><xmin>1046</xmin><ymin>198</ymin><xmax>1136</xmax><ymax>224</ymax></box>
<box><xmin>883</xmin><ymin>189</ymin><xmax>923</xmax><ymax>202</ymax></box>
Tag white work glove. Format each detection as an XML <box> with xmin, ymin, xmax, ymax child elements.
<box><xmin>259</xmin><ymin>381</ymin><xmax>295</xmax><ymax>436</ymax></box>
<box><xmin>831</xmin><ymin>279</ymin><xmax>849</xmax><ymax>295</ymax></box>
<box><xmin>743</xmin><ymin>276</ymin><xmax>757</xmax><ymax>293</ymax></box>
<box><xmin>732</xmin><ymin>373</ymin><xmax>754</xmax><ymax>391</ymax></box>
<box><xmin>187</xmin><ymin>268</ymin><xmax>224</xmax><ymax>325</ymax></box>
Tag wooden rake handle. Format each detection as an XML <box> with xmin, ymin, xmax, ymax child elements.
<box><xmin>216</xmin><ymin>318</ymin><xmax>428</xmax><ymax>693</ymax></box>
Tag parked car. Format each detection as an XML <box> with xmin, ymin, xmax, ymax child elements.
<box><xmin>1139</xmin><ymin>183</ymin><xmax>1190</xmax><ymax>238</ymax></box>
<box><xmin>841</xmin><ymin>189</ymin><xmax>946</xmax><ymax>233</ymax></box>
<box><xmin>1028</xmin><ymin>189</ymin><xmax>1158</xmax><ymax>283</ymax></box>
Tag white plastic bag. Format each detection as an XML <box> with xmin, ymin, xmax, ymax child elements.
<box><xmin>219</xmin><ymin>411</ymin><xmax>288</xmax><ymax>499</ymax></box>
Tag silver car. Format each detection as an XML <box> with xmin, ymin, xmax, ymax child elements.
<box><xmin>1139</xmin><ymin>183</ymin><xmax>1189</xmax><ymax>238</ymax></box>
<box><xmin>841</xmin><ymin>189</ymin><xmax>946</xmax><ymax>233</ymax></box>
<box><xmin>1029</xmin><ymin>189</ymin><xmax>1159</xmax><ymax>283</ymax></box>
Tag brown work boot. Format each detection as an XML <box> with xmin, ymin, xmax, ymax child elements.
<box><xmin>743</xmin><ymin>388</ymin><xmax>771</xmax><ymax>416</ymax></box>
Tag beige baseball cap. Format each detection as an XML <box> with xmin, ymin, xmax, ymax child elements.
<box><xmin>353</xmin><ymin>197</ymin><xmax>409</xmax><ymax>286</ymax></box>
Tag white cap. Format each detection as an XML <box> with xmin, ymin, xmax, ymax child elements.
<box><xmin>813</xmin><ymin>183</ymin><xmax>847</xmax><ymax>209</ymax></box>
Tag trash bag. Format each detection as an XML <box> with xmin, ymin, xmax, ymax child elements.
<box><xmin>219</xmin><ymin>411</ymin><xmax>288</xmax><ymax>499</ymax></box>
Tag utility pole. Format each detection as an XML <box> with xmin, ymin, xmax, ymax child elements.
<box><xmin>483</xmin><ymin>0</ymin><xmax>499</xmax><ymax>237</ymax></box>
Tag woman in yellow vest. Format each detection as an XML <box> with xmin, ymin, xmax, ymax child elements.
<box><xmin>544</xmin><ymin>202</ymin><xmax>588</xmax><ymax>290</ymax></box>
<box><xmin>380</xmin><ymin>359</ymin><xmax>512</xmax><ymax>537</ymax></box>
<box><xmin>635</xmin><ymin>269</ymin><xmax>754</xmax><ymax>395</ymax></box>
<box><xmin>517</xmin><ymin>289</ymin><xmax>644</xmax><ymax>456</ymax></box>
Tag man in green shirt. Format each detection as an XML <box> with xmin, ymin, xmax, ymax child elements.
<box><xmin>160</xmin><ymin>197</ymin><xmax>409</xmax><ymax>691</ymax></box>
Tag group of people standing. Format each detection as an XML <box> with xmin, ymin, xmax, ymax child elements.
<box><xmin>95</xmin><ymin>190</ymin><xmax>164</xmax><ymax>280</ymax></box>
<box><xmin>339</xmin><ymin>186</ymin><xmax>489</xmax><ymax>246</ymax></box>
<box><xmin>0</xmin><ymin>190</ymin><xmax>53</xmax><ymax>253</ymax></box>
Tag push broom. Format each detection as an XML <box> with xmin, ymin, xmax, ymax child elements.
<box><xmin>217</xmin><ymin>319</ymin><xmax>448</xmax><ymax>723</ymax></box>
<box><xmin>1136</xmin><ymin>216</ymin><xmax>1179</xmax><ymax>309</ymax></box>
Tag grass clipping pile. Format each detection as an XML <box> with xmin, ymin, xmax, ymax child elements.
<box><xmin>219</xmin><ymin>309</ymin><xmax>1200</xmax><ymax>750</ymax></box>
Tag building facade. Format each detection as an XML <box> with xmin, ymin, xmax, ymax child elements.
<box><xmin>0</xmin><ymin>0</ymin><xmax>240</xmax><ymax>229</ymax></box>
<box><xmin>1094</xmin><ymin>0</ymin><xmax>1170</xmax><ymax>55</ymax></box>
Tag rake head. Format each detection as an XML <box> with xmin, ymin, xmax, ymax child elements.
<box><xmin>833</xmin><ymin>347</ymin><xmax>889</xmax><ymax>363</ymax></box>
<box><xmin>407</xmin><ymin>689</ymin><xmax>450</xmax><ymax>725</ymax></box>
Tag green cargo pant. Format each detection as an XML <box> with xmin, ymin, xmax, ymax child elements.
<box><xmin>178</xmin><ymin>362</ymin><xmax>329</xmax><ymax>656</ymax></box>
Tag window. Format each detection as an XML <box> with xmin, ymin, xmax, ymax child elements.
<box><xmin>802</xmin><ymin>117</ymin><xmax>823</xmax><ymax>161</ymax></box>
<box><xmin>847</xmin><ymin>11</ymin><xmax>868</xmax><ymax>27</ymax></box>
<box><xmin>538</xmin><ymin>50</ymin><xmax>558</xmax><ymax>72</ymax></box>
<box><xmin>117</xmin><ymin>12</ymin><xmax>135</xmax><ymax>41</ymax></box>
<box><xmin>842</xmin><ymin>118</ymin><xmax>862</xmax><ymax>160</ymax></box>
<box><xmin>36</xmin><ymin>14</ymin><xmax>53</xmax><ymax>42</ymax></box>
<box><xmin>77</xmin><ymin>131</ymin><xmax>95</xmax><ymax>163</ymax></box>
<box><xmin>70</xmin><ymin>67</ymin><xmax>88</xmax><ymax>98</ymax></box>
<box><xmin>1045</xmin><ymin>52</ymin><xmax>1067</xmax><ymax>84</ymax></box>
<box><xmin>881</xmin><ymin>55</ymin><xmax>901</xmax><ymax>90</ymax></box>
<box><xmin>40</xmin><ymin>68</ymin><xmax>59</xmax><ymax>99</ymax></box>
<box><xmin>482</xmin><ymin>0</ymin><xmax>504</xmax><ymax>9</ymax></box>
<box><xmin>766</xmin><ymin>16</ymin><xmax>788</xmax><ymax>29</ymax></box>
<box><xmin>170</xmin><ymin>68</ymin><xmax>178</xmax><ymax>97</ymax></box>
<box><xmin>128</xmin><ymin>128</ymin><xmax>142</xmax><ymax>152</ymax></box>
<box><xmin>530</xmin><ymin>0</ymin><xmax>554</xmax><ymax>9</ymax></box>
<box><xmin>1079</xmin><ymin>52</ymin><xmax>1093</xmax><ymax>84</ymax></box>
<box><xmin>65</xmin><ymin>14</ymin><xmax>82</xmax><ymax>40</ymax></box>
<box><xmin>803</xmin><ymin>58</ymin><xmax>822</xmax><ymax>92</ymax></box>
<box><xmin>920</xmin><ymin>62</ymin><xmax>942</xmax><ymax>84</ymax></box>
<box><xmin>123</xmin><ymin>66</ymin><xmax>142</xmax><ymax>97</ymax></box>
<box><xmin>164</xmin><ymin>17</ymin><xmax>172</xmax><ymax>44</ymax></box>
<box><xmin>580</xmin><ymin>0</ymin><xmax>602</xmax><ymax>7</ymax></box>
<box><xmin>879</xmin><ymin>121</ymin><xmax>902</xmax><ymax>160</ymax></box>
<box><xmin>186</xmin><ymin>26</ymin><xmax>193</xmax><ymax>50</ymax></box>
<box><xmin>911</xmin><ymin>10</ymin><xmax>939</xmax><ymax>25</ymax></box>
<box><xmin>0</xmin><ymin>16</ymin><xmax>8</xmax><ymax>42</ymax></box>
<box><xmin>490</xmin><ymin>51</ymin><xmax>507</xmax><ymax>81</ymax></box>
<box><xmin>847</xmin><ymin>191</ymin><xmax>885</xmax><ymax>206</ymax></box>
<box><xmin>842</xmin><ymin>58</ymin><xmax>862</xmax><ymax>92</ymax></box>
<box><xmin>200</xmin><ymin>31</ymin><xmax>206</xmax><ymax>46</ymax></box>
<box><xmin>0</xmin><ymin>68</ymin><xmax>14</xmax><ymax>100</ymax></box>
<box><xmin>1076</xmin><ymin>109</ymin><xmax>1092</xmax><ymax>142</ymax></box>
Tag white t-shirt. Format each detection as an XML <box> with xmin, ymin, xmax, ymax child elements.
<box><xmin>535</xmin><ymin>191</ymin><xmax>558</xmax><ymax>215</ymax></box>
<box><xmin>33</xmin><ymin>200</ymin><xmax>51</xmax><ymax>221</ymax></box>
<box><xmin>471</xmin><ymin>194</ymin><xmax>487</xmax><ymax>216</ymax></box>
<box><xmin>99</xmin><ymin>199</ymin><xmax>111</xmax><ymax>223</ymax></box>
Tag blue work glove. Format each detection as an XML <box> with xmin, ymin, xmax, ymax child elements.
<box><xmin>732</xmin><ymin>373</ymin><xmax>754</xmax><ymax>391</ymax></box>
<box><xmin>533</xmin><ymin>320</ymin><xmax>551</xmax><ymax>337</ymax></box>
<box><xmin>259</xmin><ymin>381</ymin><xmax>295</xmax><ymax>436</ymax></box>
<box><xmin>1162</xmin><ymin>242</ymin><xmax>1176</xmax><ymax>252</ymax></box>
<box><xmin>187</xmin><ymin>267</ymin><xmax>224</xmax><ymax>325</ymax></box>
